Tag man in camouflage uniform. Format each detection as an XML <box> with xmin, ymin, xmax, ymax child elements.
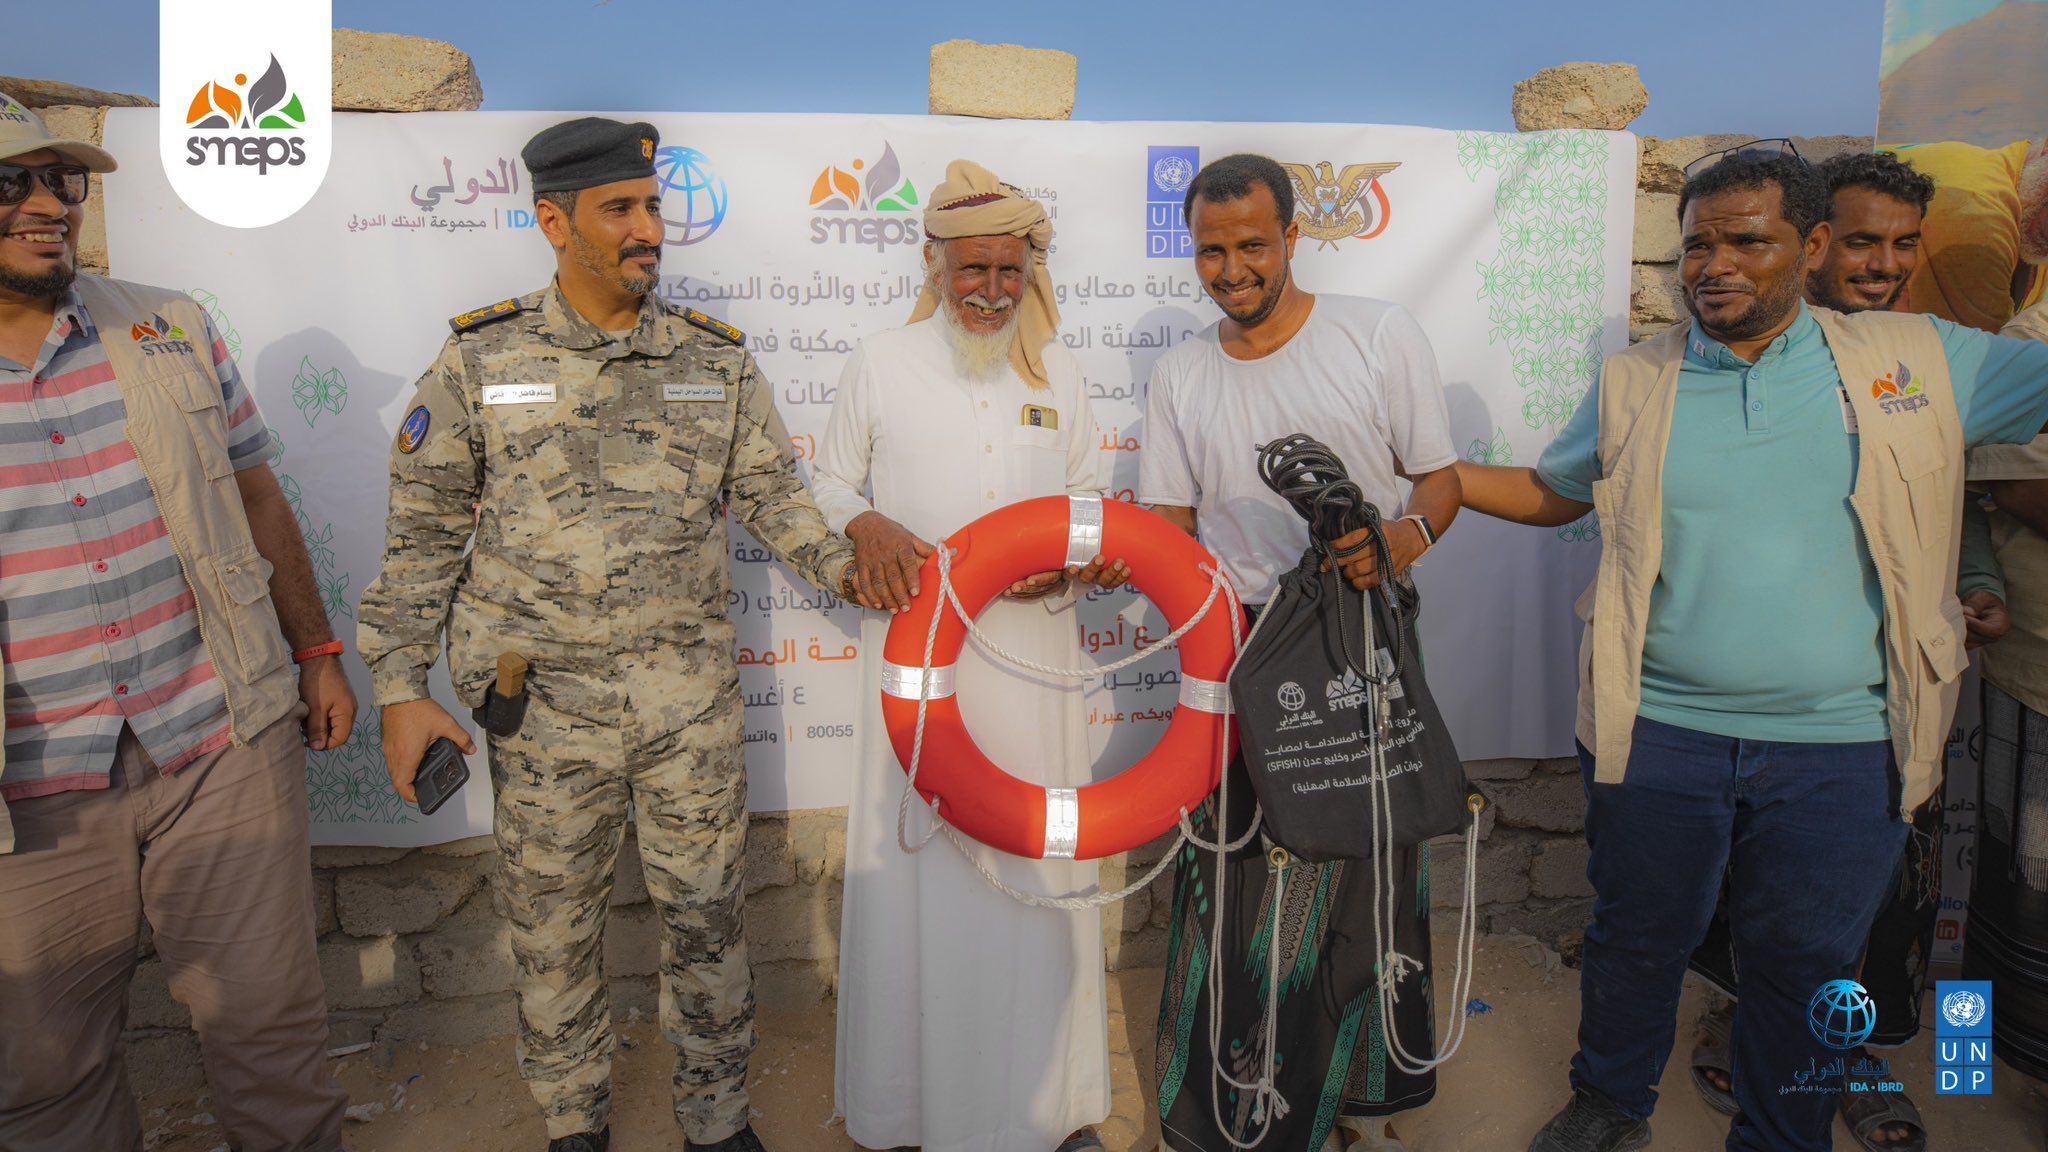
<box><xmin>357</xmin><ymin>118</ymin><xmax>858</xmax><ymax>1152</ymax></box>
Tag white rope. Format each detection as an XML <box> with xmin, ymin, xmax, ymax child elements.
<box><xmin>936</xmin><ymin>545</ymin><xmax>1230</xmax><ymax>679</ymax></box>
<box><xmin>886</xmin><ymin>539</ymin><xmax>1296</xmax><ymax>1143</ymax></box>
<box><xmin>1196</xmin><ymin>584</ymin><xmax>1293</xmax><ymax>1149</ymax></box>
<box><xmin>1359</xmin><ymin>584</ymin><xmax>1484</xmax><ymax>1075</ymax></box>
<box><xmin>892</xmin><ymin>545</ymin><xmax>1244</xmax><ymax>912</ymax></box>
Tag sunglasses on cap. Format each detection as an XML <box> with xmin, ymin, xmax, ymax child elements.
<box><xmin>0</xmin><ymin>163</ymin><xmax>90</xmax><ymax>208</ymax></box>
<box><xmin>1682</xmin><ymin>138</ymin><xmax>1805</xmax><ymax>180</ymax></box>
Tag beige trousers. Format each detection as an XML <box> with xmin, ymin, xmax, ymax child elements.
<box><xmin>0</xmin><ymin>712</ymin><xmax>346</xmax><ymax>1152</ymax></box>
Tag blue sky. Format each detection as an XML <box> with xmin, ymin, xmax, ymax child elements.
<box><xmin>15</xmin><ymin>0</ymin><xmax>1885</xmax><ymax>138</ymax></box>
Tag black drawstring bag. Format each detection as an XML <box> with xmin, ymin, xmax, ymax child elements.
<box><xmin>1227</xmin><ymin>435</ymin><xmax>1471</xmax><ymax>863</ymax></box>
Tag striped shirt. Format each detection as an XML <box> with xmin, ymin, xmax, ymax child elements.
<box><xmin>0</xmin><ymin>288</ymin><xmax>273</xmax><ymax>798</ymax></box>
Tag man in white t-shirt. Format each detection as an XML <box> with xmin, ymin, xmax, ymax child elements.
<box><xmin>1141</xmin><ymin>160</ymin><xmax>1460</xmax><ymax>602</ymax></box>
<box><xmin>1141</xmin><ymin>153</ymin><xmax>1460</xmax><ymax>1152</ymax></box>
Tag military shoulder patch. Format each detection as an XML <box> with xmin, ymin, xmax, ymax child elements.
<box><xmin>683</xmin><ymin>308</ymin><xmax>745</xmax><ymax>346</ymax></box>
<box><xmin>397</xmin><ymin>405</ymin><xmax>431</xmax><ymax>454</ymax></box>
<box><xmin>449</xmin><ymin>298</ymin><xmax>523</xmax><ymax>333</ymax></box>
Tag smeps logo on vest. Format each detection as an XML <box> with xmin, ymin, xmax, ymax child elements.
<box><xmin>160</xmin><ymin>0</ymin><xmax>332</xmax><ymax>228</ymax></box>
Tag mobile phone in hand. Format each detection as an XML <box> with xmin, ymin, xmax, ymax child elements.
<box><xmin>412</xmin><ymin>736</ymin><xmax>470</xmax><ymax>816</ymax></box>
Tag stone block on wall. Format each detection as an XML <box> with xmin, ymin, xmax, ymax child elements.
<box><xmin>0</xmin><ymin>78</ymin><xmax>151</xmax><ymax>108</ymax></box>
<box><xmin>319</xmin><ymin>933</ymin><xmax>422</xmax><ymax>1010</ymax></box>
<box><xmin>379</xmin><ymin>991</ymin><xmax>516</xmax><ymax>1047</ymax></box>
<box><xmin>1512</xmin><ymin>63</ymin><xmax>1648</xmax><ymax>132</ymax></box>
<box><xmin>414</xmin><ymin>897</ymin><xmax>516</xmax><ymax>1000</ymax></box>
<box><xmin>745</xmin><ymin>879</ymin><xmax>841</xmax><ymax>963</ymax></box>
<box><xmin>745</xmin><ymin>814</ymin><xmax>798</xmax><ymax>895</ymax></box>
<box><xmin>1483</xmin><ymin>773</ymin><xmax>1588</xmax><ymax>834</ymax></box>
<box><xmin>1430</xmin><ymin>830</ymin><xmax>1534</xmax><ymax>909</ymax></box>
<box><xmin>1631</xmin><ymin>263</ymin><xmax>1684</xmax><ymax>337</ymax></box>
<box><xmin>332</xmin><ymin>29</ymin><xmax>483</xmax><ymax>113</ymax></box>
<box><xmin>610</xmin><ymin>834</ymin><xmax>650</xmax><ymax>907</ymax></box>
<box><xmin>1105</xmin><ymin>923</ymin><xmax>1168</xmax><ymax>971</ymax></box>
<box><xmin>335</xmin><ymin>854</ymin><xmax>484</xmax><ymax>937</ymax></box>
<box><xmin>753</xmin><ymin>958</ymin><xmax>836</xmax><ymax>1013</ymax></box>
<box><xmin>1529</xmin><ymin>838</ymin><xmax>1594</xmax><ymax>900</ymax></box>
<box><xmin>603</xmin><ymin>903</ymin><xmax>661</xmax><ymax>979</ymax></box>
<box><xmin>1484</xmin><ymin>896</ymin><xmax>1595</xmax><ymax>944</ymax></box>
<box><xmin>929</xmin><ymin>40</ymin><xmax>1077</xmax><ymax>121</ymax></box>
<box><xmin>1634</xmin><ymin>191</ymin><xmax>1681</xmax><ymax>264</ymax></box>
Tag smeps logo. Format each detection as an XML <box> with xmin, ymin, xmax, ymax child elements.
<box><xmin>160</xmin><ymin>0</ymin><xmax>332</xmax><ymax>228</ymax></box>
<box><xmin>130</xmin><ymin>313</ymin><xmax>196</xmax><ymax>357</ymax></box>
<box><xmin>808</xmin><ymin>143</ymin><xmax>924</xmax><ymax>252</ymax></box>
<box><xmin>183</xmin><ymin>56</ymin><xmax>307</xmax><ymax>173</ymax></box>
<box><xmin>1872</xmin><ymin>361</ymin><xmax>1929</xmax><ymax>415</ymax></box>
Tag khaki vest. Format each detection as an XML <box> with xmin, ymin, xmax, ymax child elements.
<box><xmin>0</xmin><ymin>277</ymin><xmax>298</xmax><ymax>853</ymax></box>
<box><xmin>1574</xmin><ymin>308</ymin><xmax>1969</xmax><ymax>817</ymax></box>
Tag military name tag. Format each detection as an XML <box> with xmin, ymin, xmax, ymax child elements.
<box><xmin>664</xmin><ymin>383</ymin><xmax>726</xmax><ymax>402</ymax></box>
<box><xmin>482</xmin><ymin>383</ymin><xmax>556</xmax><ymax>406</ymax></box>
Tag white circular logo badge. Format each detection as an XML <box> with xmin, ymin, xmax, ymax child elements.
<box><xmin>1941</xmin><ymin>989</ymin><xmax>1988</xmax><ymax>1029</ymax></box>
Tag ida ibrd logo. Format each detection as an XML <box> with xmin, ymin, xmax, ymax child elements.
<box><xmin>159</xmin><ymin>0</ymin><xmax>332</xmax><ymax>228</ymax></box>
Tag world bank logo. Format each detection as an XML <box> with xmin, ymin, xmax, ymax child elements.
<box><xmin>1941</xmin><ymin>988</ymin><xmax>1989</xmax><ymax>1030</ymax></box>
<box><xmin>1277</xmin><ymin>682</ymin><xmax>1307</xmax><ymax>712</ymax></box>
<box><xmin>655</xmin><ymin>146</ymin><xmax>728</xmax><ymax>247</ymax></box>
<box><xmin>1807</xmin><ymin>979</ymin><xmax>1878</xmax><ymax>1050</ymax></box>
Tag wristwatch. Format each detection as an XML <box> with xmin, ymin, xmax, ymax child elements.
<box><xmin>1401</xmin><ymin>513</ymin><xmax>1438</xmax><ymax>551</ymax></box>
<box><xmin>839</xmin><ymin>563</ymin><xmax>859</xmax><ymax>600</ymax></box>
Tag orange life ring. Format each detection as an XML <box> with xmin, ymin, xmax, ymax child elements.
<box><xmin>881</xmin><ymin>495</ymin><xmax>1239</xmax><ymax>860</ymax></box>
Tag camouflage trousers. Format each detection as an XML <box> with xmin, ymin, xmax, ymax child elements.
<box><xmin>489</xmin><ymin>672</ymin><xmax>754</xmax><ymax>1143</ymax></box>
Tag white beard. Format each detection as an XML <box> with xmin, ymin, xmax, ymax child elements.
<box><xmin>937</xmin><ymin>298</ymin><xmax>1019</xmax><ymax>380</ymax></box>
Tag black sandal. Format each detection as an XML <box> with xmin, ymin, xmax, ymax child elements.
<box><xmin>1837</xmin><ymin>1075</ymin><xmax>1926</xmax><ymax>1152</ymax></box>
<box><xmin>1688</xmin><ymin>1005</ymin><xmax>1739</xmax><ymax>1117</ymax></box>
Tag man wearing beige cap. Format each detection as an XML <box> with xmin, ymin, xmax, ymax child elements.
<box><xmin>811</xmin><ymin>159</ymin><xmax>1124</xmax><ymax>1152</ymax></box>
<box><xmin>0</xmin><ymin>94</ymin><xmax>353</xmax><ymax>1150</ymax></box>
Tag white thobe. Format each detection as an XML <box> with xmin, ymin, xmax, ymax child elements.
<box><xmin>811</xmin><ymin>319</ymin><xmax>1112</xmax><ymax>1152</ymax></box>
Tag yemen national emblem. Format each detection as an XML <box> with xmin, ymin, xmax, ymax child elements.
<box><xmin>1280</xmin><ymin>160</ymin><xmax>1401</xmax><ymax>247</ymax></box>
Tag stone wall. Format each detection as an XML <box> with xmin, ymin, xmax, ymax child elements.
<box><xmin>19</xmin><ymin>48</ymin><xmax>1870</xmax><ymax>1055</ymax></box>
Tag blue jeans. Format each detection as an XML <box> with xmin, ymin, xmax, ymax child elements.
<box><xmin>1569</xmin><ymin>717</ymin><xmax>1908</xmax><ymax>1152</ymax></box>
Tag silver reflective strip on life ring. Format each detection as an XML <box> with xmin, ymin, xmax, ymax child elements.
<box><xmin>1179</xmin><ymin>675</ymin><xmax>1232</xmax><ymax>714</ymax></box>
<box><xmin>880</xmin><ymin>662</ymin><xmax>957</xmax><ymax>700</ymax></box>
<box><xmin>1065</xmin><ymin>495</ymin><xmax>1104</xmax><ymax>567</ymax></box>
<box><xmin>1043</xmin><ymin>788</ymin><xmax>1081</xmax><ymax>859</ymax></box>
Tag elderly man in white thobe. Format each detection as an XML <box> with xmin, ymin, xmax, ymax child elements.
<box><xmin>810</xmin><ymin>160</ymin><xmax>1125</xmax><ymax>1152</ymax></box>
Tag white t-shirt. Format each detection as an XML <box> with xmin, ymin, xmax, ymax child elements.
<box><xmin>1138</xmin><ymin>294</ymin><xmax>1457</xmax><ymax>603</ymax></box>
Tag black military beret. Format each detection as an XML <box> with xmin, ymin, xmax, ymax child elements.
<box><xmin>522</xmin><ymin>117</ymin><xmax>659</xmax><ymax>195</ymax></box>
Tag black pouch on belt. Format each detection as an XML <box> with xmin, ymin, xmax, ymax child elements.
<box><xmin>471</xmin><ymin>653</ymin><xmax>530</xmax><ymax>738</ymax></box>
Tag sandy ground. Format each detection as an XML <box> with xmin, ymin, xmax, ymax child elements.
<box><xmin>138</xmin><ymin>932</ymin><xmax>2046</xmax><ymax>1152</ymax></box>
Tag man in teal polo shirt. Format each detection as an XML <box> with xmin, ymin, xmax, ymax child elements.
<box><xmin>1457</xmin><ymin>148</ymin><xmax>2048</xmax><ymax>1152</ymax></box>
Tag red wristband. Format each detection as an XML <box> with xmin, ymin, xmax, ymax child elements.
<box><xmin>293</xmin><ymin>640</ymin><xmax>345</xmax><ymax>664</ymax></box>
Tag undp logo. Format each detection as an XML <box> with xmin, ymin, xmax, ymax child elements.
<box><xmin>1941</xmin><ymin>988</ymin><xmax>1989</xmax><ymax>1030</ymax></box>
<box><xmin>1807</xmin><ymin>979</ymin><xmax>1878</xmax><ymax>1050</ymax></box>
<box><xmin>655</xmin><ymin>146</ymin><xmax>728</xmax><ymax>247</ymax></box>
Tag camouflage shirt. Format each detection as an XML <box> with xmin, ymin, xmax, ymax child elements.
<box><xmin>357</xmin><ymin>281</ymin><xmax>853</xmax><ymax>713</ymax></box>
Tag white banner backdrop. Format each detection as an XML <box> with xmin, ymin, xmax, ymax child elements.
<box><xmin>102</xmin><ymin>110</ymin><xmax>1635</xmax><ymax>846</ymax></box>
